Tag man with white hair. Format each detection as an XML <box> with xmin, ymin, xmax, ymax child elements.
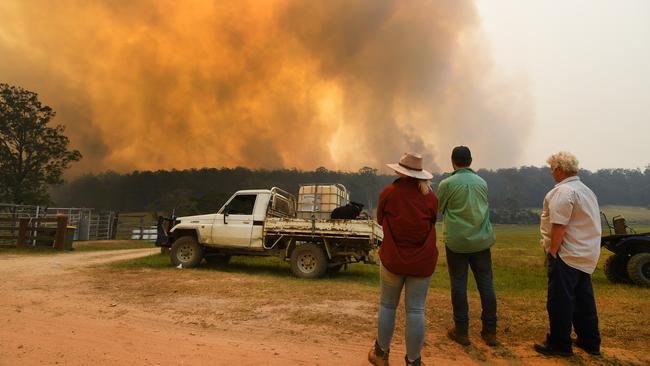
<box><xmin>535</xmin><ymin>151</ymin><xmax>602</xmax><ymax>357</ymax></box>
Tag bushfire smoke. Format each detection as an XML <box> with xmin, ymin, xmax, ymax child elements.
<box><xmin>0</xmin><ymin>0</ymin><xmax>531</xmax><ymax>175</ymax></box>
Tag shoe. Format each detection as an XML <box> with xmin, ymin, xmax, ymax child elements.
<box><xmin>368</xmin><ymin>340</ymin><xmax>390</xmax><ymax>366</ymax></box>
<box><xmin>572</xmin><ymin>338</ymin><xmax>601</xmax><ymax>356</ymax></box>
<box><xmin>480</xmin><ymin>329</ymin><xmax>499</xmax><ymax>347</ymax></box>
<box><xmin>447</xmin><ymin>327</ymin><xmax>470</xmax><ymax>346</ymax></box>
<box><xmin>533</xmin><ymin>342</ymin><xmax>573</xmax><ymax>357</ymax></box>
<box><xmin>404</xmin><ymin>355</ymin><xmax>425</xmax><ymax>366</ymax></box>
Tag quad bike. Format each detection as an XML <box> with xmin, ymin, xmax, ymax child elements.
<box><xmin>600</xmin><ymin>213</ymin><xmax>650</xmax><ymax>287</ymax></box>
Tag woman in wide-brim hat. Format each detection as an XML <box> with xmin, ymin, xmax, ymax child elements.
<box><xmin>369</xmin><ymin>152</ymin><xmax>439</xmax><ymax>366</ymax></box>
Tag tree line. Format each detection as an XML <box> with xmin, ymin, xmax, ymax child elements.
<box><xmin>51</xmin><ymin>165</ymin><xmax>650</xmax><ymax>219</ymax></box>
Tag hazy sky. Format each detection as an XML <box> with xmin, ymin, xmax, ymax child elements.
<box><xmin>476</xmin><ymin>0</ymin><xmax>650</xmax><ymax>171</ymax></box>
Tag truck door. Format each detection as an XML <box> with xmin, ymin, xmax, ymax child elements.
<box><xmin>212</xmin><ymin>194</ymin><xmax>257</xmax><ymax>247</ymax></box>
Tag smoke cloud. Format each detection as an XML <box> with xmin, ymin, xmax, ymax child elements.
<box><xmin>0</xmin><ymin>0</ymin><xmax>532</xmax><ymax>175</ymax></box>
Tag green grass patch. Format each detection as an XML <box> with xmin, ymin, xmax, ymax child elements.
<box><xmin>107</xmin><ymin>225</ymin><xmax>650</xmax><ymax>300</ymax></box>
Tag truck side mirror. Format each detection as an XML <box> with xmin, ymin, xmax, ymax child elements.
<box><xmin>223</xmin><ymin>207</ymin><xmax>229</xmax><ymax>224</ymax></box>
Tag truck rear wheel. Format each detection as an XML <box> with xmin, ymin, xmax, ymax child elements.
<box><xmin>170</xmin><ymin>236</ymin><xmax>203</xmax><ymax>268</ymax></box>
<box><xmin>290</xmin><ymin>243</ymin><xmax>328</xmax><ymax>279</ymax></box>
<box><xmin>604</xmin><ymin>254</ymin><xmax>630</xmax><ymax>283</ymax></box>
<box><xmin>627</xmin><ymin>253</ymin><xmax>650</xmax><ymax>287</ymax></box>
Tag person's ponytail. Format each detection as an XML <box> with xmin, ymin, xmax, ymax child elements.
<box><xmin>418</xmin><ymin>180</ymin><xmax>431</xmax><ymax>195</ymax></box>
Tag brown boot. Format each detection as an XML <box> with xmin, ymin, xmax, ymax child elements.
<box><xmin>447</xmin><ymin>327</ymin><xmax>470</xmax><ymax>346</ymax></box>
<box><xmin>368</xmin><ymin>340</ymin><xmax>390</xmax><ymax>366</ymax></box>
<box><xmin>481</xmin><ymin>329</ymin><xmax>499</xmax><ymax>347</ymax></box>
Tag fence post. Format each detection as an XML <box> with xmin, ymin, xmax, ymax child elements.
<box><xmin>11</xmin><ymin>206</ymin><xmax>17</xmax><ymax>239</ymax></box>
<box><xmin>17</xmin><ymin>218</ymin><xmax>28</xmax><ymax>248</ymax></box>
<box><xmin>54</xmin><ymin>216</ymin><xmax>68</xmax><ymax>250</ymax></box>
<box><xmin>110</xmin><ymin>213</ymin><xmax>118</xmax><ymax>240</ymax></box>
<box><xmin>87</xmin><ymin>211</ymin><xmax>92</xmax><ymax>241</ymax></box>
<box><xmin>139</xmin><ymin>216</ymin><xmax>144</xmax><ymax>240</ymax></box>
<box><xmin>33</xmin><ymin>206</ymin><xmax>40</xmax><ymax>246</ymax></box>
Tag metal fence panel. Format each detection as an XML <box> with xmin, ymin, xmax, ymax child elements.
<box><xmin>0</xmin><ymin>203</ymin><xmax>116</xmax><ymax>242</ymax></box>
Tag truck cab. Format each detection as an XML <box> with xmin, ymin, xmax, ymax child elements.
<box><xmin>170</xmin><ymin>188</ymin><xmax>294</xmax><ymax>249</ymax></box>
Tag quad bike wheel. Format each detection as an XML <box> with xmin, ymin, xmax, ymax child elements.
<box><xmin>627</xmin><ymin>253</ymin><xmax>650</xmax><ymax>287</ymax></box>
<box><xmin>603</xmin><ymin>254</ymin><xmax>631</xmax><ymax>283</ymax></box>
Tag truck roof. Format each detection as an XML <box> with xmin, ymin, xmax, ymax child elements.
<box><xmin>235</xmin><ymin>189</ymin><xmax>273</xmax><ymax>195</ymax></box>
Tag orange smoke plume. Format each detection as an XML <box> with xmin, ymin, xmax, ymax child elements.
<box><xmin>0</xmin><ymin>0</ymin><xmax>531</xmax><ymax>175</ymax></box>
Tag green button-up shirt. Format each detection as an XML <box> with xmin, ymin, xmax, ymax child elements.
<box><xmin>437</xmin><ymin>168</ymin><xmax>495</xmax><ymax>253</ymax></box>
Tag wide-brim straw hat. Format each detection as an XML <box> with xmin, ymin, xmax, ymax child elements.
<box><xmin>387</xmin><ymin>152</ymin><xmax>433</xmax><ymax>180</ymax></box>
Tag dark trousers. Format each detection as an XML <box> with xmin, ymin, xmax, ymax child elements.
<box><xmin>446</xmin><ymin>247</ymin><xmax>497</xmax><ymax>334</ymax></box>
<box><xmin>546</xmin><ymin>255</ymin><xmax>601</xmax><ymax>352</ymax></box>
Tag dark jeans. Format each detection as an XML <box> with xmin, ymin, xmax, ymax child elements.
<box><xmin>546</xmin><ymin>255</ymin><xmax>601</xmax><ymax>352</ymax></box>
<box><xmin>446</xmin><ymin>247</ymin><xmax>497</xmax><ymax>334</ymax></box>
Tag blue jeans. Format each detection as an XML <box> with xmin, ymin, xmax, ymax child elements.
<box><xmin>546</xmin><ymin>254</ymin><xmax>600</xmax><ymax>352</ymax></box>
<box><xmin>376</xmin><ymin>264</ymin><xmax>432</xmax><ymax>361</ymax></box>
<box><xmin>445</xmin><ymin>247</ymin><xmax>497</xmax><ymax>334</ymax></box>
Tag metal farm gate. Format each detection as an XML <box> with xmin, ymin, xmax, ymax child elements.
<box><xmin>0</xmin><ymin>203</ymin><xmax>116</xmax><ymax>242</ymax></box>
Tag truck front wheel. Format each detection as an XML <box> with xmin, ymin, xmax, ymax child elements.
<box><xmin>171</xmin><ymin>236</ymin><xmax>203</xmax><ymax>268</ymax></box>
<box><xmin>290</xmin><ymin>243</ymin><xmax>328</xmax><ymax>279</ymax></box>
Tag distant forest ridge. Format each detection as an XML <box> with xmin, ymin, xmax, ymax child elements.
<box><xmin>51</xmin><ymin>166</ymin><xmax>650</xmax><ymax>217</ymax></box>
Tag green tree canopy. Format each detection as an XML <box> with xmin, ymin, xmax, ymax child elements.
<box><xmin>0</xmin><ymin>83</ymin><xmax>81</xmax><ymax>204</ymax></box>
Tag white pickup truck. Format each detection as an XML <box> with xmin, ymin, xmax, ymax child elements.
<box><xmin>159</xmin><ymin>185</ymin><xmax>383</xmax><ymax>278</ymax></box>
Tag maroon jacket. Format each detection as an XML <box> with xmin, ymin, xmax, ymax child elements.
<box><xmin>377</xmin><ymin>178</ymin><xmax>439</xmax><ymax>277</ymax></box>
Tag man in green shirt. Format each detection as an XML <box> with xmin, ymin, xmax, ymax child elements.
<box><xmin>437</xmin><ymin>146</ymin><xmax>497</xmax><ymax>347</ymax></box>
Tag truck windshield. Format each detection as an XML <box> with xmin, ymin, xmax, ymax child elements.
<box><xmin>227</xmin><ymin>194</ymin><xmax>257</xmax><ymax>215</ymax></box>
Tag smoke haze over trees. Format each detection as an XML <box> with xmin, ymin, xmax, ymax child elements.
<box><xmin>51</xmin><ymin>166</ymin><xmax>650</xmax><ymax>220</ymax></box>
<box><xmin>0</xmin><ymin>0</ymin><xmax>531</xmax><ymax>175</ymax></box>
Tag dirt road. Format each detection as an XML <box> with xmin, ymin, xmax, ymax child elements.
<box><xmin>0</xmin><ymin>249</ymin><xmax>644</xmax><ymax>365</ymax></box>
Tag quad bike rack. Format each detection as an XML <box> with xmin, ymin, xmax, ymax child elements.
<box><xmin>600</xmin><ymin>212</ymin><xmax>650</xmax><ymax>287</ymax></box>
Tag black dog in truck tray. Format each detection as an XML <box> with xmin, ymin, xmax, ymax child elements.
<box><xmin>331</xmin><ymin>202</ymin><xmax>364</xmax><ymax>219</ymax></box>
